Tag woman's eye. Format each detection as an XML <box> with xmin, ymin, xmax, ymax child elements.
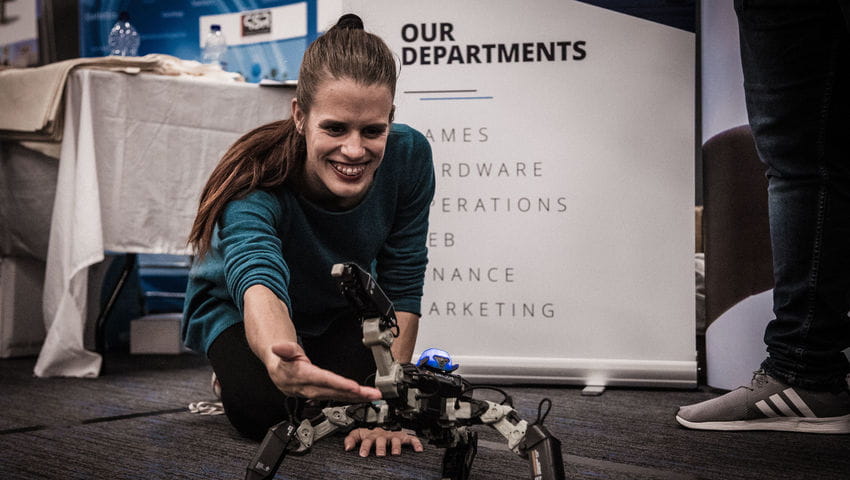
<box><xmin>363</xmin><ymin>127</ymin><xmax>386</xmax><ymax>138</ymax></box>
<box><xmin>323</xmin><ymin>124</ymin><xmax>345</xmax><ymax>135</ymax></box>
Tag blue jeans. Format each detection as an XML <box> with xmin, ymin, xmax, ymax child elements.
<box><xmin>735</xmin><ymin>0</ymin><xmax>850</xmax><ymax>391</ymax></box>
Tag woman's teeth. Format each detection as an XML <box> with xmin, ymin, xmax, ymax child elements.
<box><xmin>331</xmin><ymin>161</ymin><xmax>366</xmax><ymax>176</ymax></box>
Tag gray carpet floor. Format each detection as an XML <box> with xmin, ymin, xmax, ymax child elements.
<box><xmin>1</xmin><ymin>353</ymin><xmax>848</xmax><ymax>480</ymax></box>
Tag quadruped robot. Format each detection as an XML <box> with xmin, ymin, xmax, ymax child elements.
<box><xmin>245</xmin><ymin>262</ymin><xmax>566</xmax><ymax>480</ymax></box>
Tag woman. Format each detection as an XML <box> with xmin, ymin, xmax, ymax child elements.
<box><xmin>182</xmin><ymin>14</ymin><xmax>434</xmax><ymax>457</ymax></box>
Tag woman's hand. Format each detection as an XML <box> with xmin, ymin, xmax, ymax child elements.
<box><xmin>344</xmin><ymin>428</ymin><xmax>425</xmax><ymax>457</ymax></box>
<box><xmin>267</xmin><ymin>341</ymin><xmax>382</xmax><ymax>403</ymax></box>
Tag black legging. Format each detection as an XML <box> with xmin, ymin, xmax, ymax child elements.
<box><xmin>207</xmin><ymin>314</ymin><xmax>376</xmax><ymax>440</ymax></box>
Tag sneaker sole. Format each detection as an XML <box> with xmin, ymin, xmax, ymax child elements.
<box><xmin>676</xmin><ymin>414</ymin><xmax>850</xmax><ymax>434</ymax></box>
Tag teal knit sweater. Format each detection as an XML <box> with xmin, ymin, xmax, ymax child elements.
<box><xmin>182</xmin><ymin>123</ymin><xmax>435</xmax><ymax>354</ymax></box>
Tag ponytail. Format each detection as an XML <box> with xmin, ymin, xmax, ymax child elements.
<box><xmin>188</xmin><ymin>118</ymin><xmax>304</xmax><ymax>258</ymax></box>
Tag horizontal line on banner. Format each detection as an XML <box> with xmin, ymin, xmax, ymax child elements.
<box><xmin>420</xmin><ymin>96</ymin><xmax>494</xmax><ymax>101</ymax></box>
<box><xmin>404</xmin><ymin>89</ymin><xmax>478</xmax><ymax>94</ymax></box>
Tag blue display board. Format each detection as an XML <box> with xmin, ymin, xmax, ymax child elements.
<box><xmin>79</xmin><ymin>0</ymin><xmax>320</xmax><ymax>82</ymax></box>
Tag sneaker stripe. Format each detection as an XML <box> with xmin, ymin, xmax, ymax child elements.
<box><xmin>769</xmin><ymin>393</ymin><xmax>797</xmax><ymax>417</ymax></box>
<box><xmin>755</xmin><ymin>400</ymin><xmax>780</xmax><ymax>417</ymax></box>
<box><xmin>777</xmin><ymin>392</ymin><xmax>805</xmax><ymax>417</ymax></box>
<box><xmin>783</xmin><ymin>388</ymin><xmax>817</xmax><ymax>418</ymax></box>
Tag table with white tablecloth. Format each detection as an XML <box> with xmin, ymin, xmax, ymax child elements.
<box><xmin>35</xmin><ymin>69</ymin><xmax>294</xmax><ymax>377</ymax></box>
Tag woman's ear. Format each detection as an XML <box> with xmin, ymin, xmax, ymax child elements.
<box><xmin>291</xmin><ymin>97</ymin><xmax>305</xmax><ymax>134</ymax></box>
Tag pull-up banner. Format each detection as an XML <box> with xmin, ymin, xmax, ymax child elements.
<box><xmin>341</xmin><ymin>0</ymin><xmax>697</xmax><ymax>387</ymax></box>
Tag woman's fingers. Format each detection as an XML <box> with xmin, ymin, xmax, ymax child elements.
<box><xmin>390</xmin><ymin>435</ymin><xmax>403</xmax><ymax>456</ymax></box>
<box><xmin>269</xmin><ymin>343</ymin><xmax>381</xmax><ymax>401</ymax></box>
<box><xmin>344</xmin><ymin>428</ymin><xmax>425</xmax><ymax>457</ymax></box>
<box><xmin>292</xmin><ymin>364</ymin><xmax>381</xmax><ymax>400</ymax></box>
<box><xmin>358</xmin><ymin>434</ymin><xmax>375</xmax><ymax>457</ymax></box>
<box><xmin>407</xmin><ymin>434</ymin><xmax>424</xmax><ymax>453</ymax></box>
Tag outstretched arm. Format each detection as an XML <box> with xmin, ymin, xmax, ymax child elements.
<box><xmin>243</xmin><ymin>284</ymin><xmax>381</xmax><ymax>402</ymax></box>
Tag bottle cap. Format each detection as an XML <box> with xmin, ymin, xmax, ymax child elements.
<box><xmin>118</xmin><ymin>11</ymin><xmax>130</xmax><ymax>22</ymax></box>
<box><xmin>211</xmin><ymin>24</ymin><xmax>221</xmax><ymax>32</ymax></box>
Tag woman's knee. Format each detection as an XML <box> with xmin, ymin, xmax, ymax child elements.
<box><xmin>219</xmin><ymin>385</ymin><xmax>289</xmax><ymax>440</ymax></box>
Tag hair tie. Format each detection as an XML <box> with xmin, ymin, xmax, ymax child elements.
<box><xmin>336</xmin><ymin>13</ymin><xmax>364</xmax><ymax>30</ymax></box>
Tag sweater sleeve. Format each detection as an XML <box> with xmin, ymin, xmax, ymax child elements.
<box><xmin>217</xmin><ymin>190</ymin><xmax>292</xmax><ymax>314</ymax></box>
<box><xmin>376</xmin><ymin>127</ymin><xmax>436</xmax><ymax>315</ymax></box>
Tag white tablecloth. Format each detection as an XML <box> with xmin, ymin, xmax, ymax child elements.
<box><xmin>34</xmin><ymin>69</ymin><xmax>294</xmax><ymax>377</ymax></box>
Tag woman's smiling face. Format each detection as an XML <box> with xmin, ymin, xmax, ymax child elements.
<box><xmin>292</xmin><ymin>77</ymin><xmax>394</xmax><ymax>210</ymax></box>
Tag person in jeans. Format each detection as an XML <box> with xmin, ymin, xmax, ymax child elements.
<box><xmin>677</xmin><ymin>0</ymin><xmax>850</xmax><ymax>433</ymax></box>
<box><xmin>182</xmin><ymin>14</ymin><xmax>433</xmax><ymax>457</ymax></box>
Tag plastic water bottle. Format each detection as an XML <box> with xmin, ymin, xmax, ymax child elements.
<box><xmin>107</xmin><ymin>11</ymin><xmax>140</xmax><ymax>56</ymax></box>
<box><xmin>202</xmin><ymin>24</ymin><xmax>228</xmax><ymax>67</ymax></box>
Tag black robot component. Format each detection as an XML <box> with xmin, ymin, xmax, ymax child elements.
<box><xmin>245</xmin><ymin>262</ymin><xmax>566</xmax><ymax>480</ymax></box>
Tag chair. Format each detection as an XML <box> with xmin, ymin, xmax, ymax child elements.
<box><xmin>701</xmin><ymin>124</ymin><xmax>775</xmax><ymax>388</ymax></box>
<box><xmin>702</xmin><ymin>124</ymin><xmax>773</xmax><ymax>327</ymax></box>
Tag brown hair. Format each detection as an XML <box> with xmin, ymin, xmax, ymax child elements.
<box><xmin>188</xmin><ymin>14</ymin><xmax>398</xmax><ymax>258</ymax></box>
